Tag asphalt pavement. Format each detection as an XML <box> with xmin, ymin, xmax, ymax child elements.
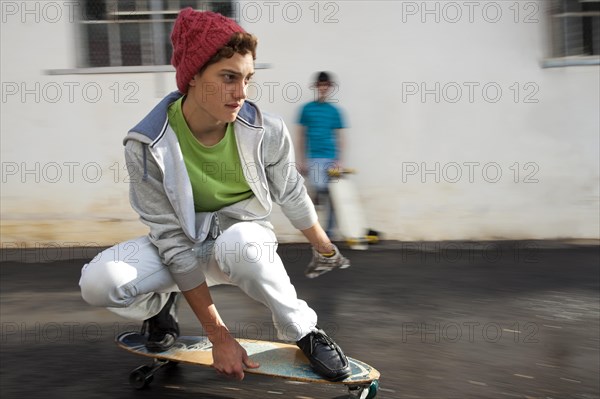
<box><xmin>1</xmin><ymin>240</ymin><xmax>598</xmax><ymax>399</ymax></box>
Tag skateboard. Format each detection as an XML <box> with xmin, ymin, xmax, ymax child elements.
<box><xmin>327</xmin><ymin>168</ymin><xmax>379</xmax><ymax>250</ymax></box>
<box><xmin>116</xmin><ymin>331</ymin><xmax>380</xmax><ymax>398</ymax></box>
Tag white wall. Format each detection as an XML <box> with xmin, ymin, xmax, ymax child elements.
<box><xmin>1</xmin><ymin>1</ymin><xmax>598</xmax><ymax>248</ymax></box>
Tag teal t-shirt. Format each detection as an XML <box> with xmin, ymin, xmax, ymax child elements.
<box><xmin>298</xmin><ymin>101</ymin><xmax>345</xmax><ymax>159</ymax></box>
<box><xmin>167</xmin><ymin>97</ymin><xmax>253</xmax><ymax>212</ymax></box>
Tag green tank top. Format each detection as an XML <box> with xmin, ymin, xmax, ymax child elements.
<box><xmin>167</xmin><ymin>97</ymin><xmax>253</xmax><ymax>212</ymax></box>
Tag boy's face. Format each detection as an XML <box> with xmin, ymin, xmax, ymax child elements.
<box><xmin>187</xmin><ymin>52</ymin><xmax>255</xmax><ymax>124</ymax></box>
<box><xmin>316</xmin><ymin>81</ymin><xmax>331</xmax><ymax>101</ymax></box>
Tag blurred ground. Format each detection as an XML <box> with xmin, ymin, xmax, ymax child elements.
<box><xmin>1</xmin><ymin>240</ymin><xmax>599</xmax><ymax>399</ymax></box>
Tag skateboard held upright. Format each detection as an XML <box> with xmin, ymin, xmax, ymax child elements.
<box><xmin>327</xmin><ymin>168</ymin><xmax>379</xmax><ymax>250</ymax></box>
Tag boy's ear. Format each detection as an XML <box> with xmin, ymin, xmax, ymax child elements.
<box><xmin>188</xmin><ymin>74</ymin><xmax>198</xmax><ymax>86</ymax></box>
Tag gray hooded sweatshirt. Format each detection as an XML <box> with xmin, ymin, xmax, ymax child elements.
<box><xmin>123</xmin><ymin>91</ymin><xmax>317</xmax><ymax>291</ymax></box>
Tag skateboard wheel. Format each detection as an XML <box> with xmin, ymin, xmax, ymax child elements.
<box><xmin>129</xmin><ymin>365</ymin><xmax>154</xmax><ymax>389</ymax></box>
<box><xmin>366</xmin><ymin>380</ymin><xmax>379</xmax><ymax>399</ymax></box>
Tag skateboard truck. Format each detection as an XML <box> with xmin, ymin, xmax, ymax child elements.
<box><xmin>129</xmin><ymin>358</ymin><xmax>178</xmax><ymax>389</ymax></box>
<box><xmin>348</xmin><ymin>380</ymin><xmax>379</xmax><ymax>399</ymax></box>
<box><xmin>345</xmin><ymin>229</ymin><xmax>380</xmax><ymax>250</ymax></box>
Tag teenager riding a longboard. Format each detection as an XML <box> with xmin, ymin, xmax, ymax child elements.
<box><xmin>79</xmin><ymin>7</ymin><xmax>355</xmax><ymax>382</ymax></box>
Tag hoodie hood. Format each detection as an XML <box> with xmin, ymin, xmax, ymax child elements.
<box><xmin>125</xmin><ymin>91</ymin><xmax>262</xmax><ymax>145</ymax></box>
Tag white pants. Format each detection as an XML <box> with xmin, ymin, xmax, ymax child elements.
<box><xmin>79</xmin><ymin>222</ymin><xmax>317</xmax><ymax>342</ymax></box>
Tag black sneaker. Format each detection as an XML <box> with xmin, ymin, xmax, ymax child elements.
<box><xmin>141</xmin><ymin>292</ymin><xmax>180</xmax><ymax>352</ymax></box>
<box><xmin>296</xmin><ymin>328</ymin><xmax>351</xmax><ymax>381</ymax></box>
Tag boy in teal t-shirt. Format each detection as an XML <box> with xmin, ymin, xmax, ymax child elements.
<box><xmin>297</xmin><ymin>71</ymin><xmax>346</xmax><ymax>237</ymax></box>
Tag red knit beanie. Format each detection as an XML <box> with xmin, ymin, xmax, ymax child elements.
<box><xmin>171</xmin><ymin>8</ymin><xmax>245</xmax><ymax>94</ymax></box>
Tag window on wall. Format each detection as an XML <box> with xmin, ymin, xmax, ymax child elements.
<box><xmin>547</xmin><ymin>0</ymin><xmax>600</xmax><ymax>65</ymax></box>
<box><xmin>78</xmin><ymin>0</ymin><xmax>235</xmax><ymax>68</ymax></box>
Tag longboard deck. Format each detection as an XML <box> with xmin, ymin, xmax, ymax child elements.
<box><xmin>116</xmin><ymin>331</ymin><xmax>380</xmax><ymax>385</ymax></box>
